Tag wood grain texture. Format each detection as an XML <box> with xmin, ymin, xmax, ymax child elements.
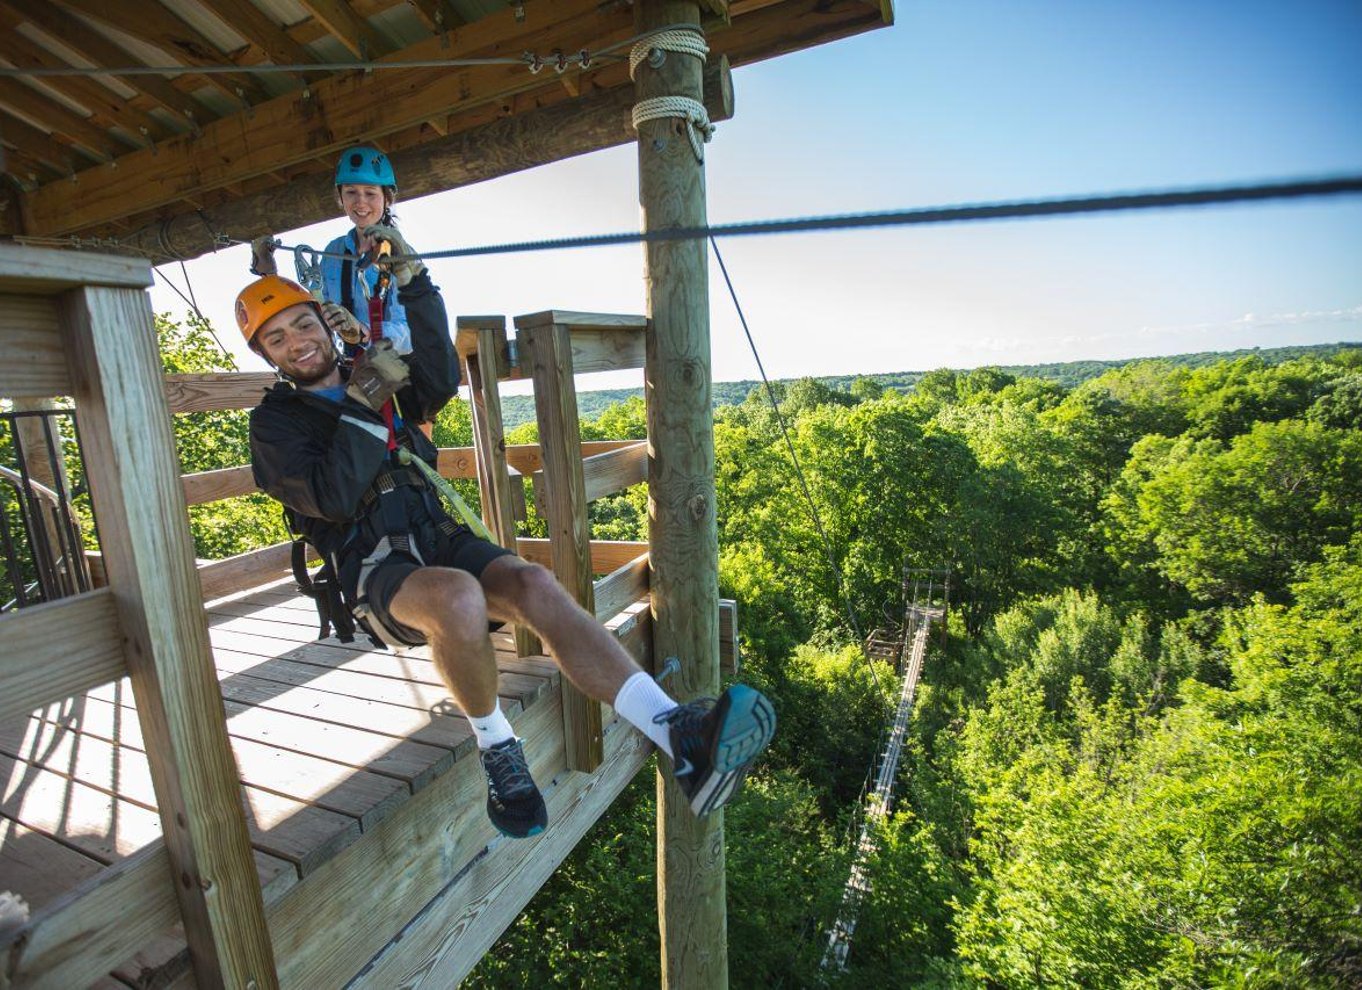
<box><xmin>532</xmin><ymin>440</ymin><xmax>648</xmax><ymax>513</ymax></box>
<box><xmin>181</xmin><ymin>465</ymin><xmax>256</xmax><ymax>505</ymax></box>
<box><xmin>23</xmin><ymin>0</ymin><xmax>634</xmax><ymax>234</ymax></box>
<box><xmin>462</xmin><ymin>318</ymin><xmax>543</xmax><ymax>658</ymax></box>
<box><xmin>0</xmin><ymin>243</ymin><xmax>151</xmax><ymax>291</ymax></box>
<box><xmin>719</xmin><ymin>599</ymin><xmax>739</xmax><ymax>677</ymax></box>
<box><xmin>521</xmin><ymin>320</ymin><xmax>603</xmax><ymax>772</ymax></box>
<box><xmin>635</xmin><ymin>2</ymin><xmax>728</xmax><ymax>985</ymax></box>
<box><xmin>62</xmin><ymin>283</ymin><xmax>278</xmax><ymax>988</ymax></box>
<box><xmin>350</xmin><ymin>720</ymin><xmax>653</xmax><ymax>989</ymax></box>
<box><xmin>198</xmin><ymin>541</ymin><xmax>315</xmax><ymax>602</ymax></box>
<box><xmin>0</xmin><ymin>292</ymin><xmax>70</xmax><ymax>398</ymax></box>
<box><xmin>0</xmin><ymin>588</ymin><xmax>126</xmax><ymax>724</ymax></box>
<box><xmin>163</xmin><ymin>372</ymin><xmax>273</xmax><ymax>415</ymax></box>
<box><xmin>114</xmin><ymin>58</ymin><xmax>735</xmax><ymax>261</ymax></box>
<box><xmin>593</xmin><ymin>552</ymin><xmax>650</xmax><ymax>622</ymax></box>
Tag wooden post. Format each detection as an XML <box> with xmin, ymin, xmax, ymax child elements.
<box><xmin>517</xmin><ymin>315</ymin><xmax>604</xmax><ymax>771</ymax></box>
<box><xmin>61</xmin><ymin>283</ymin><xmax>278</xmax><ymax>989</ymax></box>
<box><xmin>457</xmin><ymin>315</ymin><xmax>541</xmax><ymax>658</ymax></box>
<box><xmin>635</xmin><ymin>3</ymin><xmax>728</xmax><ymax>986</ymax></box>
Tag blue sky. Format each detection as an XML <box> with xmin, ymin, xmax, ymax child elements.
<box><xmin>154</xmin><ymin>1</ymin><xmax>1362</xmax><ymax>386</ymax></box>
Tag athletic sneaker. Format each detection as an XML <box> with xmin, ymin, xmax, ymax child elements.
<box><xmin>654</xmin><ymin>684</ymin><xmax>776</xmax><ymax>817</ymax></box>
<box><xmin>479</xmin><ymin>738</ymin><xmax>547</xmax><ymax>838</ymax></box>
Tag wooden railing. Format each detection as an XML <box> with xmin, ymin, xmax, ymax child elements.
<box><xmin>0</xmin><ymin>244</ymin><xmax>277</xmax><ymax>988</ymax></box>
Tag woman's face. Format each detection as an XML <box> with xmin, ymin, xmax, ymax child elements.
<box><xmin>339</xmin><ymin>183</ymin><xmax>386</xmax><ymax>230</ymax></box>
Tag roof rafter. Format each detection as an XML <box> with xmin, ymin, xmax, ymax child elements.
<box><xmin>0</xmin><ymin>24</ymin><xmax>178</xmax><ymax>142</ymax></box>
<box><xmin>4</xmin><ymin>0</ymin><xmax>210</xmax><ymax>125</ymax></box>
<box><xmin>20</xmin><ymin>0</ymin><xmax>637</xmax><ymax>234</ymax></box>
<box><xmin>0</xmin><ymin>77</ymin><xmax>123</xmax><ymax>159</ymax></box>
<box><xmin>46</xmin><ymin>0</ymin><xmax>272</xmax><ymax>106</ymax></box>
<box><xmin>406</xmin><ymin>0</ymin><xmax>467</xmax><ymax>34</ymax></box>
<box><xmin>294</xmin><ymin>0</ymin><xmax>395</xmax><ymax>59</ymax></box>
<box><xmin>0</xmin><ymin>107</ymin><xmax>83</xmax><ymax>174</ymax></box>
<box><xmin>194</xmin><ymin>0</ymin><xmax>324</xmax><ymax>82</ymax></box>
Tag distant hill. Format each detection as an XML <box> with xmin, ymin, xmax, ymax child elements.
<box><xmin>496</xmin><ymin>341</ymin><xmax>1360</xmax><ymax>430</ymax></box>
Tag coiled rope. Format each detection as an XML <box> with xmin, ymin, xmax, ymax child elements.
<box><xmin>629</xmin><ymin>26</ymin><xmax>714</xmax><ymax>163</ymax></box>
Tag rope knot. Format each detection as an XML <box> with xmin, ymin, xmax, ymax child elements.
<box><xmin>629</xmin><ymin>25</ymin><xmax>713</xmax><ymax>163</ymax></box>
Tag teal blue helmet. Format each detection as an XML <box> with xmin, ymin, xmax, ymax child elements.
<box><xmin>335</xmin><ymin>145</ymin><xmax>396</xmax><ymax>189</ymax></box>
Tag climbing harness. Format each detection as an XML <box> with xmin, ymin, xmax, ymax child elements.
<box><xmin>629</xmin><ymin>25</ymin><xmax>714</xmax><ymax>163</ymax></box>
<box><xmin>395</xmin><ymin>448</ymin><xmax>495</xmax><ymax>543</ymax></box>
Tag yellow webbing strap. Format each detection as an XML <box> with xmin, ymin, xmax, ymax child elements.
<box><xmin>395</xmin><ymin>447</ymin><xmax>496</xmax><ymax>543</ymax></box>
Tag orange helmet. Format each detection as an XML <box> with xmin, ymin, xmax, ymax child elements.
<box><xmin>234</xmin><ymin>275</ymin><xmax>316</xmax><ymax>346</ymax></box>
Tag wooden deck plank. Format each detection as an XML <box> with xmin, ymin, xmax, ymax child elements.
<box><xmin>10</xmin><ymin>702</ymin><xmax>411</xmax><ymax>835</ymax></box>
<box><xmin>0</xmin><ymin>726</ymin><xmax>359</xmax><ymax>876</ymax></box>
<box><xmin>31</xmin><ymin>694</ymin><xmax>454</xmax><ymax>796</ymax></box>
<box><xmin>0</xmin><ymin>819</ymin><xmax>103</xmax><ymax>909</ymax></box>
<box><xmin>208</xmin><ymin>643</ymin><xmax>537</xmax><ymax>716</ymax></box>
<box><xmin>0</xmin><ymin>754</ymin><xmax>162</xmax><ymax>863</ymax></box>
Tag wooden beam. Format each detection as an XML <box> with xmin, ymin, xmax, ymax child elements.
<box><xmin>0</xmin><ymin>78</ymin><xmax>119</xmax><ymax>159</ymax></box>
<box><xmin>405</xmin><ymin>0</ymin><xmax>466</xmax><ymax>33</ymax></box>
<box><xmin>532</xmin><ymin>440</ymin><xmax>647</xmax><ymax>513</ymax></box>
<box><xmin>521</xmin><ymin>318</ymin><xmax>604</xmax><ymax>771</ymax></box>
<box><xmin>23</xmin><ymin>0</ymin><xmax>636</xmax><ymax>234</ymax></box>
<box><xmin>0</xmin><ymin>14</ymin><xmax>178</xmax><ymax>142</ymax></box>
<box><xmin>636</xmin><ymin>2</ymin><xmax>726</xmax><ymax>986</ymax></box>
<box><xmin>182</xmin><ymin>463</ymin><xmax>256</xmax><ymax>505</ymax></box>
<box><xmin>0</xmin><ymin>844</ymin><xmax>178</xmax><ymax>990</ymax></box>
<box><xmin>514</xmin><ymin>538</ymin><xmax>649</xmax><ymax>579</ymax></box>
<box><xmin>196</xmin><ymin>0</ymin><xmax>322</xmax><ymax>78</ymax></box>
<box><xmin>0</xmin><ymin>242</ymin><xmax>150</xmax><ymax>290</ymax></box>
<box><xmin>0</xmin><ymin>588</ymin><xmax>126</xmax><ymax>723</ymax></box>
<box><xmin>198</xmin><ymin>539</ymin><xmax>316</xmax><ymax>601</ymax></box>
<box><xmin>164</xmin><ymin>371</ymin><xmax>274</xmax><ymax>414</ymax></box>
<box><xmin>1</xmin><ymin>0</ymin><xmax>209</xmax><ymax>124</ymax></box>
<box><xmin>347</xmin><ymin>717</ymin><xmax>653</xmax><ymax>988</ymax></box>
<box><xmin>0</xmin><ymin>108</ymin><xmax>83</xmax><ymax>171</ymax></box>
<box><xmin>0</xmin><ymin>290</ymin><xmax>70</xmax><ymax>397</ymax></box>
<box><xmin>295</xmin><ymin>0</ymin><xmax>395</xmax><ymax>58</ymax></box>
<box><xmin>116</xmin><ymin>59</ymin><xmax>733</xmax><ymax>260</ymax></box>
<box><xmin>61</xmin><ymin>280</ymin><xmax>278</xmax><ymax>988</ymax></box>
<box><xmin>458</xmin><ymin>314</ymin><xmax>541</xmax><ymax>657</ymax></box>
<box><xmin>51</xmin><ymin>0</ymin><xmax>270</xmax><ymax>106</ymax></box>
<box><xmin>593</xmin><ymin>551</ymin><xmax>649</xmax><ymax>621</ymax></box>
<box><xmin>719</xmin><ymin>598</ymin><xmax>738</xmax><ymax>676</ymax></box>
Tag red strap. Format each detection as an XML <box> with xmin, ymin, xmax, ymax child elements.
<box><xmin>367</xmin><ymin>290</ymin><xmax>398</xmax><ymax>451</ymax></box>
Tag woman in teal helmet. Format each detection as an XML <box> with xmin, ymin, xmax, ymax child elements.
<box><xmin>321</xmin><ymin>145</ymin><xmax>414</xmax><ymax>355</ymax></box>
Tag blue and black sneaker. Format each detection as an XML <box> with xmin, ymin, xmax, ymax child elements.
<box><xmin>480</xmin><ymin>737</ymin><xmax>547</xmax><ymax>838</ymax></box>
<box><xmin>654</xmin><ymin>684</ymin><xmax>776</xmax><ymax>817</ymax></box>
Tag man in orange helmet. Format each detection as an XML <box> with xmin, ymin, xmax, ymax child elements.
<box><xmin>235</xmin><ymin>258</ymin><xmax>774</xmax><ymax>841</ymax></box>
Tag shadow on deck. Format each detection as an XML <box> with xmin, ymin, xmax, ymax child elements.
<box><xmin>1</xmin><ymin>577</ymin><xmax>655</xmax><ymax>988</ymax></box>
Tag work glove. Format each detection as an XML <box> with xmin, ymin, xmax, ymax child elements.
<box><xmin>346</xmin><ymin>338</ymin><xmax>410</xmax><ymax>412</ymax></box>
<box><xmin>321</xmin><ymin>301</ymin><xmax>367</xmax><ymax>346</ymax></box>
<box><xmin>249</xmin><ymin>235</ymin><xmax>278</xmax><ymax>276</ymax></box>
<box><xmin>361</xmin><ymin>223</ymin><xmax>426</xmax><ymax>288</ymax></box>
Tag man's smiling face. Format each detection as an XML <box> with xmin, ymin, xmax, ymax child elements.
<box><xmin>255</xmin><ymin>303</ymin><xmax>338</xmax><ymax>387</ymax></box>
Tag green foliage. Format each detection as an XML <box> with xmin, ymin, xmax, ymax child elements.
<box><xmin>144</xmin><ymin>331</ymin><xmax>1362</xmax><ymax>985</ymax></box>
<box><xmin>1109</xmin><ymin>420</ymin><xmax>1362</xmax><ymax>604</ymax></box>
<box><xmin>157</xmin><ymin>312</ymin><xmax>288</xmax><ymax>558</ymax></box>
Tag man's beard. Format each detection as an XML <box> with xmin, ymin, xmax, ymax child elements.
<box><xmin>286</xmin><ymin>351</ymin><xmax>338</xmax><ymax>386</ymax></box>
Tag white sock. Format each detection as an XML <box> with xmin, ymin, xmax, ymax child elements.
<box><xmin>613</xmin><ymin>671</ymin><xmax>678</xmax><ymax>757</ymax></box>
<box><xmin>468</xmin><ymin>701</ymin><xmax>516</xmax><ymax>750</ymax></box>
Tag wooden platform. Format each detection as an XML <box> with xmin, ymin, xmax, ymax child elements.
<box><xmin>1</xmin><ymin>577</ymin><xmax>645</xmax><ymax>989</ymax></box>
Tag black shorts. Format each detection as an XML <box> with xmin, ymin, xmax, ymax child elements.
<box><xmin>362</xmin><ymin>528</ymin><xmax>514</xmax><ymax>647</ymax></box>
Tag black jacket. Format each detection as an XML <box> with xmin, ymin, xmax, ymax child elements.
<box><xmin>249</xmin><ymin>271</ymin><xmax>458</xmax><ymax>561</ymax></box>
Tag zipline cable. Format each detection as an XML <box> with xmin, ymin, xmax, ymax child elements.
<box><xmin>266</xmin><ymin>173</ymin><xmax>1362</xmax><ymax>265</ymax></box>
<box><xmin>709</xmin><ymin>235</ymin><xmax>890</xmax><ymax>708</ymax></box>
